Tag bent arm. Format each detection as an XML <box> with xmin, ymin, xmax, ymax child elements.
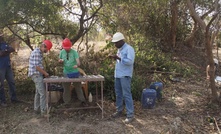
<box><xmin>76</xmin><ymin>58</ymin><xmax>80</xmax><ymax>66</ymax></box>
<box><xmin>36</xmin><ymin>66</ymin><xmax>49</xmax><ymax>77</ymax></box>
<box><xmin>0</xmin><ymin>47</ymin><xmax>14</xmax><ymax>57</ymax></box>
<box><xmin>121</xmin><ymin>48</ymin><xmax>135</xmax><ymax>66</ymax></box>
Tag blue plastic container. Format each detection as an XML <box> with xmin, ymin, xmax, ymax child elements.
<box><xmin>141</xmin><ymin>88</ymin><xmax>157</xmax><ymax>109</ymax></box>
<box><xmin>149</xmin><ymin>82</ymin><xmax>163</xmax><ymax>101</ymax></box>
<box><xmin>67</xmin><ymin>72</ymin><xmax>80</xmax><ymax>78</ymax></box>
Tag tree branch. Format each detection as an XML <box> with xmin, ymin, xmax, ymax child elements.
<box><xmin>187</xmin><ymin>0</ymin><xmax>206</xmax><ymax>30</ymax></box>
<box><xmin>7</xmin><ymin>26</ymin><xmax>33</xmax><ymax>50</ymax></box>
<box><xmin>206</xmin><ymin>13</ymin><xmax>218</xmax><ymax>31</ymax></box>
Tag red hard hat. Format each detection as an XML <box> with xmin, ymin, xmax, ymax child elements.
<box><xmin>43</xmin><ymin>40</ymin><xmax>53</xmax><ymax>51</ymax></box>
<box><xmin>62</xmin><ymin>38</ymin><xmax>72</xmax><ymax>49</ymax></box>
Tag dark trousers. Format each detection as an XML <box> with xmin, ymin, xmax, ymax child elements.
<box><xmin>0</xmin><ymin>66</ymin><xmax>17</xmax><ymax>103</ymax></box>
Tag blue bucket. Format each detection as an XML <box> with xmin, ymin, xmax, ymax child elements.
<box><xmin>141</xmin><ymin>88</ymin><xmax>156</xmax><ymax>109</ymax></box>
<box><xmin>149</xmin><ymin>82</ymin><xmax>163</xmax><ymax>101</ymax></box>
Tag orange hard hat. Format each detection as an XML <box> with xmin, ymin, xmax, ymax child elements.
<box><xmin>43</xmin><ymin>40</ymin><xmax>53</xmax><ymax>51</ymax></box>
<box><xmin>62</xmin><ymin>38</ymin><xmax>72</xmax><ymax>49</ymax></box>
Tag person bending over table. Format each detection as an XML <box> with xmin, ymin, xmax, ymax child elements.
<box><xmin>28</xmin><ymin>40</ymin><xmax>53</xmax><ymax>116</ymax></box>
<box><xmin>58</xmin><ymin>38</ymin><xmax>87</xmax><ymax>106</ymax></box>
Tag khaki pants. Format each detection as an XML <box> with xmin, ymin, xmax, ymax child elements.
<box><xmin>62</xmin><ymin>82</ymin><xmax>85</xmax><ymax>103</ymax></box>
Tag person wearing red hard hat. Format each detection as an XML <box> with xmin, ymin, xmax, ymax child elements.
<box><xmin>28</xmin><ymin>39</ymin><xmax>53</xmax><ymax>116</ymax></box>
<box><xmin>58</xmin><ymin>38</ymin><xmax>87</xmax><ymax>106</ymax></box>
<box><xmin>43</xmin><ymin>40</ymin><xmax>52</xmax><ymax>51</ymax></box>
<box><xmin>62</xmin><ymin>38</ymin><xmax>72</xmax><ymax>50</ymax></box>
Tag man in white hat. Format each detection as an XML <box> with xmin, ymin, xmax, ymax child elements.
<box><xmin>109</xmin><ymin>32</ymin><xmax>135</xmax><ymax>124</ymax></box>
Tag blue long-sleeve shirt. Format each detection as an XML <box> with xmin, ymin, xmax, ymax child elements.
<box><xmin>114</xmin><ymin>43</ymin><xmax>135</xmax><ymax>78</ymax></box>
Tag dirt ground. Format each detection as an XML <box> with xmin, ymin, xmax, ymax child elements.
<box><xmin>1</xmin><ymin>45</ymin><xmax>221</xmax><ymax>134</ymax></box>
<box><xmin>0</xmin><ymin>80</ymin><xmax>216</xmax><ymax>134</ymax></box>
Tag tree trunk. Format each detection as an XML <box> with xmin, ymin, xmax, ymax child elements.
<box><xmin>205</xmin><ymin>29</ymin><xmax>218</xmax><ymax>101</ymax></box>
<box><xmin>170</xmin><ymin>0</ymin><xmax>178</xmax><ymax>48</ymax></box>
<box><xmin>187</xmin><ymin>0</ymin><xmax>219</xmax><ymax>102</ymax></box>
<box><xmin>205</xmin><ymin>13</ymin><xmax>219</xmax><ymax>102</ymax></box>
<box><xmin>184</xmin><ymin>17</ymin><xmax>198</xmax><ymax>48</ymax></box>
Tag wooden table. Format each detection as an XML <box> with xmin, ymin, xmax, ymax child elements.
<box><xmin>43</xmin><ymin>75</ymin><xmax>105</xmax><ymax>119</ymax></box>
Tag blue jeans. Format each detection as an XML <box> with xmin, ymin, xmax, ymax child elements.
<box><xmin>0</xmin><ymin>67</ymin><xmax>17</xmax><ymax>103</ymax></box>
<box><xmin>31</xmin><ymin>74</ymin><xmax>46</xmax><ymax>112</ymax></box>
<box><xmin>115</xmin><ymin>77</ymin><xmax>134</xmax><ymax>118</ymax></box>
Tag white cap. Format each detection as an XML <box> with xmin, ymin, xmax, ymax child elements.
<box><xmin>214</xmin><ymin>58</ymin><xmax>219</xmax><ymax>65</ymax></box>
<box><xmin>111</xmin><ymin>32</ymin><xmax>125</xmax><ymax>42</ymax></box>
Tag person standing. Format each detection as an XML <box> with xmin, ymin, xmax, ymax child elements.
<box><xmin>28</xmin><ymin>40</ymin><xmax>53</xmax><ymax>115</ymax></box>
<box><xmin>58</xmin><ymin>38</ymin><xmax>87</xmax><ymax>106</ymax></box>
<box><xmin>109</xmin><ymin>32</ymin><xmax>135</xmax><ymax>124</ymax></box>
<box><xmin>206</xmin><ymin>58</ymin><xmax>219</xmax><ymax>80</ymax></box>
<box><xmin>0</xmin><ymin>34</ymin><xmax>19</xmax><ymax>107</ymax></box>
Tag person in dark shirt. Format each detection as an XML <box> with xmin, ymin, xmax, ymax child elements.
<box><xmin>0</xmin><ymin>34</ymin><xmax>19</xmax><ymax>107</ymax></box>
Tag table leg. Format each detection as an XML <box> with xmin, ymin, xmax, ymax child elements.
<box><xmin>46</xmin><ymin>83</ymin><xmax>48</xmax><ymax>112</ymax></box>
<box><xmin>101</xmin><ymin>81</ymin><xmax>104</xmax><ymax>118</ymax></box>
<box><xmin>45</xmin><ymin>83</ymin><xmax>49</xmax><ymax>121</ymax></box>
<box><xmin>96</xmin><ymin>82</ymin><xmax>98</xmax><ymax>101</ymax></box>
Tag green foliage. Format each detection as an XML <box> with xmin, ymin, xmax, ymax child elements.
<box><xmin>11</xmin><ymin>0</ymin><xmax>206</xmax><ymax>101</ymax></box>
<box><xmin>99</xmin><ymin>58</ymin><xmax>115</xmax><ymax>100</ymax></box>
<box><xmin>43</xmin><ymin>50</ymin><xmax>63</xmax><ymax>76</ymax></box>
<box><xmin>16</xmin><ymin>77</ymin><xmax>34</xmax><ymax>95</ymax></box>
<box><xmin>134</xmin><ymin>40</ymin><xmax>195</xmax><ymax>78</ymax></box>
<box><xmin>14</xmin><ymin>67</ymin><xmax>35</xmax><ymax>94</ymax></box>
<box><xmin>79</xmin><ymin>41</ymin><xmax>116</xmax><ymax>100</ymax></box>
<box><xmin>78</xmin><ymin>38</ymin><xmax>196</xmax><ymax>101</ymax></box>
<box><xmin>131</xmin><ymin>74</ymin><xmax>146</xmax><ymax>100</ymax></box>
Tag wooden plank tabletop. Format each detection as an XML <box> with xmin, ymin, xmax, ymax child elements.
<box><xmin>43</xmin><ymin>75</ymin><xmax>105</xmax><ymax>83</ymax></box>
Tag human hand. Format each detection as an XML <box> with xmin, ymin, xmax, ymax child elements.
<box><xmin>73</xmin><ymin>65</ymin><xmax>78</xmax><ymax>69</ymax></box>
<box><xmin>44</xmin><ymin>73</ymin><xmax>49</xmax><ymax>78</ymax></box>
<box><xmin>0</xmin><ymin>51</ymin><xmax>9</xmax><ymax>56</ymax></box>
<box><xmin>58</xmin><ymin>59</ymin><xmax>64</xmax><ymax>63</ymax></box>
<box><xmin>108</xmin><ymin>55</ymin><xmax>120</xmax><ymax>60</ymax></box>
<box><xmin>108</xmin><ymin>55</ymin><xmax>114</xmax><ymax>59</ymax></box>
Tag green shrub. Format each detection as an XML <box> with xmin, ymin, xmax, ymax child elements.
<box><xmin>131</xmin><ymin>74</ymin><xmax>146</xmax><ymax>100</ymax></box>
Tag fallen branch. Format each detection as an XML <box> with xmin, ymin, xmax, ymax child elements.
<box><xmin>148</xmin><ymin>70</ymin><xmax>181</xmax><ymax>75</ymax></box>
<box><xmin>214</xmin><ymin>117</ymin><xmax>221</xmax><ymax>134</ymax></box>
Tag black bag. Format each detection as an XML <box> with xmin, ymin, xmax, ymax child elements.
<box><xmin>48</xmin><ymin>84</ymin><xmax>63</xmax><ymax>92</ymax></box>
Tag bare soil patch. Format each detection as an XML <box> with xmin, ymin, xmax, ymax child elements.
<box><xmin>0</xmin><ymin>81</ymin><xmax>217</xmax><ymax>134</ymax></box>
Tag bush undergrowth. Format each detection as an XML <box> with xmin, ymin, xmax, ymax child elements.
<box><xmin>14</xmin><ymin>40</ymin><xmax>197</xmax><ymax>101</ymax></box>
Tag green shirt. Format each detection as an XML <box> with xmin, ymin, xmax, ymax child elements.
<box><xmin>59</xmin><ymin>49</ymin><xmax>79</xmax><ymax>74</ymax></box>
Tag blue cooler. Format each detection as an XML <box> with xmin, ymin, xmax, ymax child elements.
<box><xmin>141</xmin><ymin>88</ymin><xmax>157</xmax><ymax>109</ymax></box>
<box><xmin>150</xmin><ymin>82</ymin><xmax>163</xmax><ymax>101</ymax></box>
